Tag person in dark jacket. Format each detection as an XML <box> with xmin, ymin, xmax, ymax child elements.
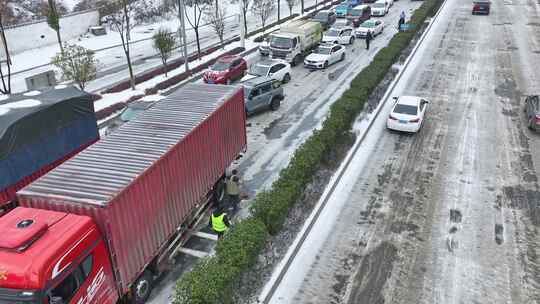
<box><xmin>209</xmin><ymin>206</ymin><xmax>231</xmax><ymax>239</ymax></box>
<box><xmin>365</xmin><ymin>31</ymin><xmax>372</xmax><ymax>50</ymax></box>
<box><xmin>398</xmin><ymin>11</ymin><xmax>406</xmax><ymax>31</ymax></box>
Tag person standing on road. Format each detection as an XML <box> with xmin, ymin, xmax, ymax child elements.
<box><xmin>398</xmin><ymin>11</ymin><xmax>406</xmax><ymax>31</ymax></box>
<box><xmin>209</xmin><ymin>206</ymin><xmax>231</xmax><ymax>239</ymax></box>
<box><xmin>365</xmin><ymin>31</ymin><xmax>372</xmax><ymax>50</ymax></box>
<box><xmin>226</xmin><ymin>171</ymin><xmax>241</xmax><ymax>212</ymax></box>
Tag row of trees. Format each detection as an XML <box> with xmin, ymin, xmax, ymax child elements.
<box><xmin>0</xmin><ymin>0</ymin><xmax>306</xmax><ymax>95</ymax></box>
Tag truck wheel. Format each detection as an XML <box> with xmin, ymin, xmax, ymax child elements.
<box><xmin>132</xmin><ymin>271</ymin><xmax>153</xmax><ymax>304</ymax></box>
<box><xmin>270</xmin><ymin>97</ymin><xmax>281</xmax><ymax>111</ymax></box>
<box><xmin>282</xmin><ymin>73</ymin><xmax>291</xmax><ymax>83</ymax></box>
<box><xmin>213</xmin><ymin>178</ymin><xmax>226</xmax><ymax>204</ymax></box>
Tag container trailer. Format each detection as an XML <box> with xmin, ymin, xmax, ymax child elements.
<box><xmin>0</xmin><ymin>84</ymin><xmax>247</xmax><ymax>303</ymax></box>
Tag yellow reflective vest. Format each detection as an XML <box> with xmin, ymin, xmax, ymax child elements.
<box><xmin>211</xmin><ymin>213</ymin><xmax>228</xmax><ymax>232</ymax></box>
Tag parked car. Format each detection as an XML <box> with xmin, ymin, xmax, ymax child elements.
<box><xmin>355</xmin><ymin>19</ymin><xmax>384</xmax><ymax>38</ymax></box>
<box><xmin>203</xmin><ymin>55</ymin><xmax>247</xmax><ymax>84</ymax></box>
<box><xmin>335</xmin><ymin>3</ymin><xmax>354</xmax><ymax>17</ymax></box>
<box><xmin>387</xmin><ymin>96</ymin><xmax>429</xmax><ymax>133</ymax></box>
<box><xmin>311</xmin><ymin>10</ymin><xmax>337</xmax><ymax>30</ymax></box>
<box><xmin>322</xmin><ymin>26</ymin><xmax>355</xmax><ymax>44</ymax></box>
<box><xmin>259</xmin><ymin>37</ymin><xmax>270</xmax><ymax>56</ymax></box>
<box><xmin>304</xmin><ymin>44</ymin><xmax>346</xmax><ymax>69</ymax></box>
<box><xmin>370</xmin><ymin>0</ymin><xmax>388</xmax><ymax>16</ymax></box>
<box><xmin>472</xmin><ymin>0</ymin><xmax>490</xmax><ymax>14</ymax></box>
<box><xmin>333</xmin><ymin>18</ymin><xmax>354</xmax><ymax>28</ymax></box>
<box><xmin>105</xmin><ymin>99</ymin><xmax>158</xmax><ymax>135</ymax></box>
<box><xmin>242</xmin><ymin>59</ymin><xmax>292</xmax><ymax>83</ymax></box>
<box><xmin>243</xmin><ymin>77</ymin><xmax>285</xmax><ymax>114</ymax></box>
<box><xmin>347</xmin><ymin>4</ymin><xmax>371</xmax><ymax>27</ymax></box>
<box><xmin>525</xmin><ymin>95</ymin><xmax>540</xmax><ymax>131</ymax></box>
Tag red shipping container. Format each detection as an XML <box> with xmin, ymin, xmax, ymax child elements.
<box><xmin>16</xmin><ymin>84</ymin><xmax>247</xmax><ymax>294</ymax></box>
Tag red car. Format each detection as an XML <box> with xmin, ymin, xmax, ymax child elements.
<box><xmin>472</xmin><ymin>0</ymin><xmax>490</xmax><ymax>14</ymax></box>
<box><xmin>203</xmin><ymin>55</ymin><xmax>247</xmax><ymax>84</ymax></box>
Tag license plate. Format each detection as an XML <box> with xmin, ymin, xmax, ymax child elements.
<box><xmin>399</xmin><ymin>119</ymin><xmax>407</xmax><ymax>123</ymax></box>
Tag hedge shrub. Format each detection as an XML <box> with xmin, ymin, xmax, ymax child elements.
<box><xmin>175</xmin><ymin>0</ymin><xmax>443</xmax><ymax>302</ymax></box>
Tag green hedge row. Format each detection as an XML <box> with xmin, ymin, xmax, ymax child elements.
<box><xmin>174</xmin><ymin>0</ymin><xmax>443</xmax><ymax>302</ymax></box>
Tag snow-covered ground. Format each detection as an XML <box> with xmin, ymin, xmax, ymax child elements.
<box><xmin>9</xmin><ymin>0</ymin><xmax>326</xmax><ymax>94</ymax></box>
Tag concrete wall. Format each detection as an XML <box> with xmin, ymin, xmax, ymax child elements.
<box><xmin>3</xmin><ymin>10</ymin><xmax>100</xmax><ymax>55</ymax></box>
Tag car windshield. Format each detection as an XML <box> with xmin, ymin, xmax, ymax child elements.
<box><xmin>313</xmin><ymin>12</ymin><xmax>328</xmax><ymax>20</ymax></box>
<box><xmin>270</xmin><ymin>36</ymin><xmax>293</xmax><ymax>49</ymax></box>
<box><xmin>326</xmin><ymin>29</ymin><xmax>340</xmax><ymax>37</ymax></box>
<box><xmin>361</xmin><ymin>21</ymin><xmax>376</xmax><ymax>28</ymax></box>
<box><xmin>349</xmin><ymin>9</ymin><xmax>362</xmax><ymax>16</ymax></box>
<box><xmin>120</xmin><ymin>107</ymin><xmax>144</xmax><ymax>122</ymax></box>
<box><xmin>249</xmin><ymin>64</ymin><xmax>271</xmax><ymax>76</ymax></box>
<box><xmin>394</xmin><ymin>104</ymin><xmax>418</xmax><ymax>115</ymax></box>
<box><xmin>373</xmin><ymin>3</ymin><xmax>385</xmax><ymax>7</ymax></box>
<box><xmin>315</xmin><ymin>47</ymin><xmax>332</xmax><ymax>55</ymax></box>
<box><xmin>211</xmin><ymin>61</ymin><xmax>230</xmax><ymax>71</ymax></box>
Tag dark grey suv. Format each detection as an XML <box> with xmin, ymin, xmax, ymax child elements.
<box><xmin>525</xmin><ymin>95</ymin><xmax>540</xmax><ymax>131</ymax></box>
<box><xmin>311</xmin><ymin>10</ymin><xmax>337</xmax><ymax>30</ymax></box>
<box><xmin>243</xmin><ymin>77</ymin><xmax>284</xmax><ymax>115</ymax></box>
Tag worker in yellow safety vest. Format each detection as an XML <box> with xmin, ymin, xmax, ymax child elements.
<box><xmin>209</xmin><ymin>206</ymin><xmax>231</xmax><ymax>239</ymax></box>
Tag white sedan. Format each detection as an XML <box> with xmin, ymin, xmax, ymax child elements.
<box><xmin>304</xmin><ymin>44</ymin><xmax>346</xmax><ymax>69</ymax></box>
<box><xmin>355</xmin><ymin>19</ymin><xmax>385</xmax><ymax>38</ymax></box>
<box><xmin>322</xmin><ymin>27</ymin><xmax>355</xmax><ymax>45</ymax></box>
<box><xmin>386</xmin><ymin>96</ymin><xmax>429</xmax><ymax>133</ymax></box>
<box><xmin>241</xmin><ymin>59</ymin><xmax>292</xmax><ymax>83</ymax></box>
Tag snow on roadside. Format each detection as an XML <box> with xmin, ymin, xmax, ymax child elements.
<box><xmin>94</xmin><ymin>39</ymin><xmax>258</xmax><ymax>112</ymax></box>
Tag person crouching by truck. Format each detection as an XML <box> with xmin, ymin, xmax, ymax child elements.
<box><xmin>226</xmin><ymin>169</ymin><xmax>241</xmax><ymax>212</ymax></box>
<box><xmin>210</xmin><ymin>206</ymin><xmax>231</xmax><ymax>239</ymax></box>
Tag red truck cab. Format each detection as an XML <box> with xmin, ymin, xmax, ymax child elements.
<box><xmin>203</xmin><ymin>55</ymin><xmax>247</xmax><ymax>85</ymax></box>
<box><xmin>0</xmin><ymin>208</ymin><xmax>117</xmax><ymax>304</ymax></box>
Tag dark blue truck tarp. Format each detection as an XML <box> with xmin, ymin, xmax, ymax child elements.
<box><xmin>0</xmin><ymin>86</ymin><xmax>99</xmax><ymax>197</ymax></box>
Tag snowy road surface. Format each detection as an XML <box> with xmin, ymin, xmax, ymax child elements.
<box><xmin>146</xmin><ymin>0</ymin><xmax>423</xmax><ymax>302</ymax></box>
<box><xmin>266</xmin><ymin>0</ymin><xmax>540</xmax><ymax>303</ymax></box>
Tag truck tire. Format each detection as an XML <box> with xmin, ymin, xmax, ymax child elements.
<box><xmin>132</xmin><ymin>271</ymin><xmax>153</xmax><ymax>304</ymax></box>
<box><xmin>292</xmin><ymin>55</ymin><xmax>301</xmax><ymax>67</ymax></box>
<box><xmin>270</xmin><ymin>97</ymin><xmax>281</xmax><ymax>111</ymax></box>
<box><xmin>213</xmin><ymin>178</ymin><xmax>226</xmax><ymax>204</ymax></box>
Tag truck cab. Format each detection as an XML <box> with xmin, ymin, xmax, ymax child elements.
<box><xmin>0</xmin><ymin>208</ymin><xmax>117</xmax><ymax>304</ymax></box>
<box><xmin>269</xmin><ymin>20</ymin><xmax>322</xmax><ymax>66</ymax></box>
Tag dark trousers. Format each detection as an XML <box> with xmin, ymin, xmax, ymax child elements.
<box><xmin>365</xmin><ymin>39</ymin><xmax>370</xmax><ymax>50</ymax></box>
<box><xmin>227</xmin><ymin>194</ymin><xmax>240</xmax><ymax>211</ymax></box>
<box><xmin>216</xmin><ymin>230</ymin><xmax>225</xmax><ymax>239</ymax></box>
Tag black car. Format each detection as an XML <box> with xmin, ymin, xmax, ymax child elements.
<box><xmin>525</xmin><ymin>95</ymin><xmax>540</xmax><ymax>131</ymax></box>
<box><xmin>105</xmin><ymin>99</ymin><xmax>158</xmax><ymax>135</ymax></box>
<box><xmin>311</xmin><ymin>10</ymin><xmax>337</xmax><ymax>30</ymax></box>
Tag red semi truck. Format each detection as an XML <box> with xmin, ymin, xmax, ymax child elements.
<box><xmin>0</xmin><ymin>84</ymin><xmax>247</xmax><ymax>303</ymax></box>
<box><xmin>0</xmin><ymin>87</ymin><xmax>99</xmax><ymax>214</ymax></box>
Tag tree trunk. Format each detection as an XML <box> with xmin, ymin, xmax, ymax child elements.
<box><xmin>0</xmin><ymin>14</ymin><xmax>11</xmax><ymax>94</ymax></box>
<box><xmin>123</xmin><ymin>0</ymin><xmax>135</xmax><ymax>90</ymax></box>
<box><xmin>301</xmin><ymin>0</ymin><xmax>304</xmax><ymax>14</ymax></box>
<box><xmin>243</xmin><ymin>8</ymin><xmax>248</xmax><ymax>34</ymax></box>
<box><xmin>56</xmin><ymin>30</ymin><xmax>64</xmax><ymax>54</ymax></box>
<box><xmin>278</xmin><ymin>0</ymin><xmax>280</xmax><ymax>21</ymax></box>
<box><xmin>195</xmin><ymin>28</ymin><xmax>201</xmax><ymax>59</ymax></box>
<box><xmin>126</xmin><ymin>48</ymin><xmax>135</xmax><ymax>90</ymax></box>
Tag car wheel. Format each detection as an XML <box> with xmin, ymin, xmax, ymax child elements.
<box><xmin>131</xmin><ymin>271</ymin><xmax>153</xmax><ymax>304</ymax></box>
<box><xmin>270</xmin><ymin>97</ymin><xmax>281</xmax><ymax>111</ymax></box>
<box><xmin>340</xmin><ymin>53</ymin><xmax>345</xmax><ymax>61</ymax></box>
<box><xmin>334</xmin><ymin>41</ymin><xmax>339</xmax><ymax>44</ymax></box>
<box><xmin>282</xmin><ymin>73</ymin><xmax>291</xmax><ymax>83</ymax></box>
<box><xmin>529</xmin><ymin>117</ymin><xmax>535</xmax><ymax>130</ymax></box>
<box><xmin>323</xmin><ymin>61</ymin><xmax>329</xmax><ymax>69</ymax></box>
<box><xmin>349</xmin><ymin>37</ymin><xmax>354</xmax><ymax>44</ymax></box>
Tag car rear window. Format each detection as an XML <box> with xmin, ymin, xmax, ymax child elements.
<box><xmin>394</xmin><ymin>104</ymin><xmax>418</xmax><ymax>115</ymax></box>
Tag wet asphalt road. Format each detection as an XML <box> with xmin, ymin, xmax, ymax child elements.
<box><xmin>146</xmin><ymin>1</ymin><xmax>423</xmax><ymax>302</ymax></box>
<box><xmin>281</xmin><ymin>0</ymin><xmax>540</xmax><ymax>302</ymax></box>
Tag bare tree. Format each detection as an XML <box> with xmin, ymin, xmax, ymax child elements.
<box><xmin>231</xmin><ymin>0</ymin><xmax>250</xmax><ymax>35</ymax></box>
<box><xmin>205</xmin><ymin>2</ymin><xmax>226</xmax><ymax>47</ymax></box>
<box><xmin>285</xmin><ymin>0</ymin><xmax>297</xmax><ymax>15</ymax></box>
<box><xmin>0</xmin><ymin>4</ymin><xmax>11</xmax><ymax>95</ymax></box>
<box><xmin>277</xmin><ymin>0</ymin><xmax>280</xmax><ymax>21</ymax></box>
<box><xmin>111</xmin><ymin>0</ymin><xmax>136</xmax><ymax>90</ymax></box>
<box><xmin>153</xmin><ymin>28</ymin><xmax>177</xmax><ymax>77</ymax></box>
<box><xmin>47</xmin><ymin>0</ymin><xmax>64</xmax><ymax>54</ymax></box>
<box><xmin>52</xmin><ymin>43</ymin><xmax>97</xmax><ymax>90</ymax></box>
<box><xmin>184</xmin><ymin>0</ymin><xmax>210</xmax><ymax>59</ymax></box>
<box><xmin>251</xmin><ymin>0</ymin><xmax>275</xmax><ymax>29</ymax></box>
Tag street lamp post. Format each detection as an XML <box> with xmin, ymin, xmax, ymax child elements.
<box><xmin>177</xmin><ymin>0</ymin><xmax>190</xmax><ymax>73</ymax></box>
